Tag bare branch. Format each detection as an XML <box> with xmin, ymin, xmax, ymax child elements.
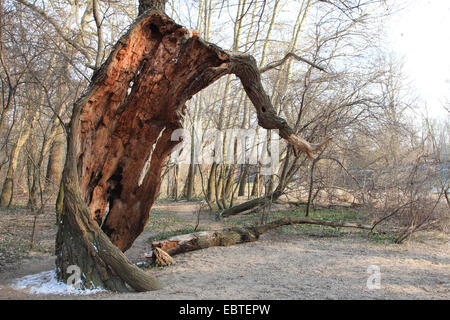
<box><xmin>259</xmin><ymin>52</ymin><xmax>327</xmax><ymax>73</ymax></box>
<box><xmin>15</xmin><ymin>0</ymin><xmax>93</xmax><ymax>66</ymax></box>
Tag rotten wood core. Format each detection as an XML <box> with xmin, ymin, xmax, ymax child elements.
<box><xmin>77</xmin><ymin>13</ymin><xmax>227</xmax><ymax>252</ymax></box>
<box><xmin>56</xmin><ymin>10</ymin><xmax>328</xmax><ymax>291</ymax></box>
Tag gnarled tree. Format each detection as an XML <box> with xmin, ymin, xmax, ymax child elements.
<box><xmin>55</xmin><ymin>0</ymin><xmax>327</xmax><ymax>292</ymax></box>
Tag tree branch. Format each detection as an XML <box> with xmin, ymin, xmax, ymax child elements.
<box><xmin>16</xmin><ymin>0</ymin><xmax>93</xmax><ymax>66</ymax></box>
<box><xmin>259</xmin><ymin>52</ymin><xmax>327</xmax><ymax>73</ymax></box>
<box><xmin>228</xmin><ymin>52</ymin><xmax>331</xmax><ymax>159</ymax></box>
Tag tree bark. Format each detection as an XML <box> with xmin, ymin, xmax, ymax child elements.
<box><xmin>206</xmin><ymin>163</ymin><xmax>216</xmax><ymax>202</ymax></box>
<box><xmin>55</xmin><ymin>181</ymin><xmax>64</xmax><ymax>221</ymax></box>
<box><xmin>306</xmin><ymin>158</ymin><xmax>318</xmax><ymax>217</ymax></box>
<box><xmin>0</xmin><ymin>118</ymin><xmax>31</xmax><ymax>207</ymax></box>
<box><xmin>185</xmin><ymin>163</ymin><xmax>195</xmax><ymax>200</ymax></box>
<box><xmin>139</xmin><ymin>0</ymin><xmax>167</xmax><ymax>15</ymax></box>
<box><xmin>45</xmin><ymin>125</ymin><xmax>66</xmax><ymax>191</ymax></box>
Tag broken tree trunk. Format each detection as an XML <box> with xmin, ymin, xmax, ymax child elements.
<box><xmin>56</xmin><ymin>7</ymin><xmax>328</xmax><ymax>291</ymax></box>
<box><xmin>151</xmin><ymin>218</ymin><xmax>372</xmax><ymax>258</ymax></box>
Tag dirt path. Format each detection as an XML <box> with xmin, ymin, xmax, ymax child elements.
<box><xmin>0</xmin><ymin>202</ymin><xmax>449</xmax><ymax>299</ymax></box>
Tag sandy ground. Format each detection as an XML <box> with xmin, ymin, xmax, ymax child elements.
<box><xmin>0</xmin><ymin>201</ymin><xmax>449</xmax><ymax>300</ymax></box>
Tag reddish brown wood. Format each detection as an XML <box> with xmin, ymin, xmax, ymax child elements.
<box><xmin>75</xmin><ymin>12</ymin><xmax>232</xmax><ymax>251</ymax></box>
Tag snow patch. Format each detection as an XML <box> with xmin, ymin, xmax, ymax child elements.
<box><xmin>12</xmin><ymin>270</ymin><xmax>107</xmax><ymax>295</ymax></box>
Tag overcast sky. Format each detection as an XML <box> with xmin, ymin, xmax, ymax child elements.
<box><xmin>387</xmin><ymin>0</ymin><xmax>450</xmax><ymax>119</ymax></box>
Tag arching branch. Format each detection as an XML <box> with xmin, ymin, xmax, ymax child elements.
<box><xmin>227</xmin><ymin>52</ymin><xmax>331</xmax><ymax>159</ymax></box>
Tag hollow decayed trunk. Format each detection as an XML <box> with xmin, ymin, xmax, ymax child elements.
<box><xmin>69</xmin><ymin>12</ymin><xmax>234</xmax><ymax>253</ymax></box>
<box><xmin>56</xmin><ymin>9</ymin><xmax>327</xmax><ymax>291</ymax></box>
<box><xmin>0</xmin><ymin>125</ymin><xmax>30</xmax><ymax>207</ymax></box>
<box><xmin>151</xmin><ymin>218</ymin><xmax>372</xmax><ymax>257</ymax></box>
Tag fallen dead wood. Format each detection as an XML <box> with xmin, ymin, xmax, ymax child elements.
<box><xmin>219</xmin><ymin>195</ymin><xmax>362</xmax><ymax>218</ymax></box>
<box><xmin>274</xmin><ymin>199</ymin><xmax>363</xmax><ymax>209</ymax></box>
<box><xmin>150</xmin><ymin>218</ymin><xmax>372</xmax><ymax>261</ymax></box>
<box><xmin>218</xmin><ymin>191</ymin><xmax>283</xmax><ymax>218</ymax></box>
<box><xmin>151</xmin><ymin>227</ymin><xmax>259</xmax><ymax>257</ymax></box>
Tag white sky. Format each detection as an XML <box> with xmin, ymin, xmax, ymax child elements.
<box><xmin>387</xmin><ymin>0</ymin><xmax>450</xmax><ymax>118</ymax></box>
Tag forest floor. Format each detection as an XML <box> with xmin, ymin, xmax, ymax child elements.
<box><xmin>0</xmin><ymin>200</ymin><xmax>449</xmax><ymax>299</ymax></box>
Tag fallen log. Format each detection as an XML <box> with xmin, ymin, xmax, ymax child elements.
<box><xmin>274</xmin><ymin>199</ymin><xmax>363</xmax><ymax>209</ymax></box>
<box><xmin>151</xmin><ymin>227</ymin><xmax>260</xmax><ymax>257</ymax></box>
<box><xmin>150</xmin><ymin>218</ymin><xmax>372</xmax><ymax>259</ymax></box>
<box><xmin>218</xmin><ymin>191</ymin><xmax>283</xmax><ymax>218</ymax></box>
